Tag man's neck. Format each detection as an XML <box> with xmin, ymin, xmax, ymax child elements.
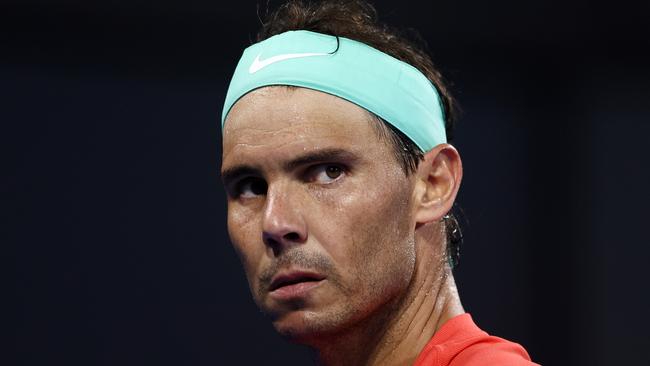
<box><xmin>310</xmin><ymin>232</ymin><xmax>465</xmax><ymax>366</ymax></box>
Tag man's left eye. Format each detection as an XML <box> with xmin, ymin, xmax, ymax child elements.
<box><xmin>309</xmin><ymin>164</ymin><xmax>345</xmax><ymax>183</ymax></box>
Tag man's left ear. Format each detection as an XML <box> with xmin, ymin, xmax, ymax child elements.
<box><xmin>413</xmin><ymin>144</ymin><xmax>463</xmax><ymax>224</ymax></box>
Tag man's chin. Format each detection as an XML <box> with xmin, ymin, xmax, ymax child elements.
<box><xmin>270</xmin><ymin>310</ymin><xmax>339</xmax><ymax>345</ymax></box>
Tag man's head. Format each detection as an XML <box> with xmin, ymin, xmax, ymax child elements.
<box><xmin>254</xmin><ymin>0</ymin><xmax>463</xmax><ymax>266</ymax></box>
<box><xmin>220</xmin><ymin>0</ymin><xmax>463</xmax><ymax>345</ymax></box>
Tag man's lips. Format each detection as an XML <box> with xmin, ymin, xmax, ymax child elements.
<box><xmin>268</xmin><ymin>270</ymin><xmax>326</xmax><ymax>300</ymax></box>
<box><xmin>269</xmin><ymin>270</ymin><xmax>326</xmax><ymax>292</ymax></box>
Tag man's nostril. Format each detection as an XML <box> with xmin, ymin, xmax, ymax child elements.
<box><xmin>284</xmin><ymin>232</ymin><xmax>300</xmax><ymax>241</ymax></box>
<box><xmin>263</xmin><ymin>232</ymin><xmax>279</xmax><ymax>247</ymax></box>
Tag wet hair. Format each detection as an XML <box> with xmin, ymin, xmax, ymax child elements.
<box><xmin>256</xmin><ymin>0</ymin><xmax>463</xmax><ymax>268</ymax></box>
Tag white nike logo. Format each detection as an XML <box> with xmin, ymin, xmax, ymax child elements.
<box><xmin>248</xmin><ymin>52</ymin><xmax>330</xmax><ymax>74</ymax></box>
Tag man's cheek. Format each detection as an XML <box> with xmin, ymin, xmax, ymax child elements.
<box><xmin>229</xmin><ymin>234</ymin><xmax>262</xmax><ymax>285</ymax></box>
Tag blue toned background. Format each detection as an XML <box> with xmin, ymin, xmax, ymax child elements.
<box><xmin>6</xmin><ymin>1</ymin><xmax>650</xmax><ymax>365</ymax></box>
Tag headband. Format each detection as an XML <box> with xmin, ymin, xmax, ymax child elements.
<box><xmin>221</xmin><ymin>30</ymin><xmax>447</xmax><ymax>151</ymax></box>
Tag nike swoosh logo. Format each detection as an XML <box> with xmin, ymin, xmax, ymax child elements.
<box><xmin>249</xmin><ymin>52</ymin><xmax>330</xmax><ymax>74</ymax></box>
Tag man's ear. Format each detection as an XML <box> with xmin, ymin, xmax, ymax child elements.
<box><xmin>413</xmin><ymin>144</ymin><xmax>463</xmax><ymax>225</ymax></box>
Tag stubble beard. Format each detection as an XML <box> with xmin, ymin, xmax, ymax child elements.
<box><xmin>257</xmin><ymin>235</ymin><xmax>417</xmax><ymax>347</ymax></box>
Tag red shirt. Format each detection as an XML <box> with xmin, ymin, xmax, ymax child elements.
<box><xmin>413</xmin><ymin>313</ymin><xmax>538</xmax><ymax>366</ymax></box>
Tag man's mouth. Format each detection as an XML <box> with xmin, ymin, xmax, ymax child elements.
<box><xmin>268</xmin><ymin>270</ymin><xmax>326</xmax><ymax>299</ymax></box>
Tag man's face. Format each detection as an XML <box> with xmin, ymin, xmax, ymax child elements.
<box><xmin>221</xmin><ymin>87</ymin><xmax>420</xmax><ymax>342</ymax></box>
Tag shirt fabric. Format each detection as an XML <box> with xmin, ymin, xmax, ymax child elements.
<box><xmin>413</xmin><ymin>313</ymin><xmax>539</xmax><ymax>366</ymax></box>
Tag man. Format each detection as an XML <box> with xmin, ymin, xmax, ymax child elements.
<box><xmin>220</xmin><ymin>1</ymin><xmax>537</xmax><ymax>365</ymax></box>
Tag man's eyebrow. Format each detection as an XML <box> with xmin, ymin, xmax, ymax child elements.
<box><xmin>284</xmin><ymin>148</ymin><xmax>359</xmax><ymax>171</ymax></box>
<box><xmin>221</xmin><ymin>148</ymin><xmax>359</xmax><ymax>184</ymax></box>
<box><xmin>220</xmin><ymin>165</ymin><xmax>261</xmax><ymax>185</ymax></box>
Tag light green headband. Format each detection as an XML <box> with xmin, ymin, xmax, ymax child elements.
<box><xmin>221</xmin><ymin>30</ymin><xmax>447</xmax><ymax>151</ymax></box>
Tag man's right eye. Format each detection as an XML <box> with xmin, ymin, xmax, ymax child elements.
<box><xmin>235</xmin><ymin>178</ymin><xmax>268</xmax><ymax>198</ymax></box>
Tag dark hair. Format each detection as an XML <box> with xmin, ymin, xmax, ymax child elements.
<box><xmin>256</xmin><ymin>0</ymin><xmax>463</xmax><ymax>268</ymax></box>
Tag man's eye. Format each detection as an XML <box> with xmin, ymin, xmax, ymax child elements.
<box><xmin>236</xmin><ymin>178</ymin><xmax>267</xmax><ymax>198</ymax></box>
<box><xmin>310</xmin><ymin>164</ymin><xmax>345</xmax><ymax>184</ymax></box>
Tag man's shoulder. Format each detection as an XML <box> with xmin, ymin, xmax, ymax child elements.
<box><xmin>446</xmin><ymin>333</ymin><xmax>537</xmax><ymax>366</ymax></box>
<box><xmin>414</xmin><ymin>313</ymin><xmax>539</xmax><ymax>366</ymax></box>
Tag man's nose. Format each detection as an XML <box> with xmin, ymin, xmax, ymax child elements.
<box><xmin>262</xmin><ymin>184</ymin><xmax>308</xmax><ymax>255</ymax></box>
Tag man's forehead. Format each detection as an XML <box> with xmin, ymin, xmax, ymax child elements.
<box><xmin>222</xmin><ymin>87</ymin><xmax>381</xmax><ymax>158</ymax></box>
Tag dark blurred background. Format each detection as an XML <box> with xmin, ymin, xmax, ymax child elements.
<box><xmin>6</xmin><ymin>0</ymin><xmax>650</xmax><ymax>365</ymax></box>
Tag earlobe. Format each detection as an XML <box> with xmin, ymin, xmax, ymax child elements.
<box><xmin>414</xmin><ymin>144</ymin><xmax>463</xmax><ymax>224</ymax></box>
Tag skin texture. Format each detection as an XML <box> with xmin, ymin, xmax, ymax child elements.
<box><xmin>221</xmin><ymin>86</ymin><xmax>465</xmax><ymax>366</ymax></box>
